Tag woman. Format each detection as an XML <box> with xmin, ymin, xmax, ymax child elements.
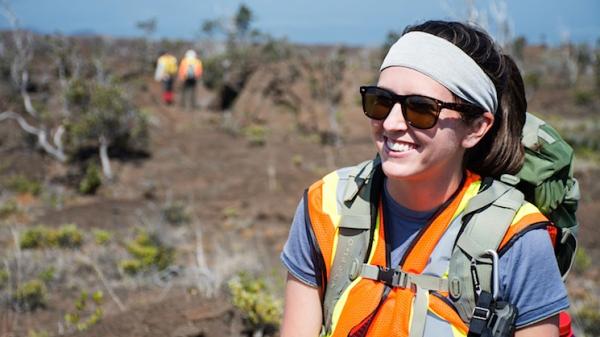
<box><xmin>280</xmin><ymin>21</ymin><xmax>569</xmax><ymax>337</ymax></box>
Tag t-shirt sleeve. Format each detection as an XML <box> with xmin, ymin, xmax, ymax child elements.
<box><xmin>499</xmin><ymin>228</ymin><xmax>570</xmax><ymax>328</ymax></box>
<box><xmin>280</xmin><ymin>198</ymin><xmax>319</xmax><ymax>287</ymax></box>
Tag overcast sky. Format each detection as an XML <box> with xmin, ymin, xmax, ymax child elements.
<box><xmin>1</xmin><ymin>0</ymin><xmax>598</xmax><ymax>46</ymax></box>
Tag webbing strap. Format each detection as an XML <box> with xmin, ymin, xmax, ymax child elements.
<box><xmin>409</xmin><ymin>286</ymin><xmax>429</xmax><ymax>337</ymax></box>
<box><xmin>359</xmin><ymin>264</ymin><xmax>449</xmax><ymax>291</ymax></box>
<box><xmin>449</xmin><ymin>180</ymin><xmax>525</xmax><ymax>323</ymax></box>
<box><xmin>359</xmin><ymin>264</ymin><xmax>439</xmax><ymax>337</ymax></box>
<box><xmin>322</xmin><ymin>158</ymin><xmax>380</xmax><ymax>333</ymax></box>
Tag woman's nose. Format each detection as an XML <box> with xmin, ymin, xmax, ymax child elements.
<box><xmin>382</xmin><ymin>103</ymin><xmax>408</xmax><ymax>131</ymax></box>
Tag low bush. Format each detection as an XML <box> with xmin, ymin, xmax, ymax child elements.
<box><xmin>228</xmin><ymin>272</ymin><xmax>282</xmax><ymax>333</ymax></box>
<box><xmin>20</xmin><ymin>226</ymin><xmax>47</xmax><ymax>249</ymax></box>
<box><xmin>13</xmin><ymin>279</ymin><xmax>48</xmax><ymax>311</ymax></box>
<box><xmin>5</xmin><ymin>175</ymin><xmax>42</xmax><ymax>196</ymax></box>
<box><xmin>93</xmin><ymin>229</ymin><xmax>112</xmax><ymax>245</ymax></box>
<box><xmin>0</xmin><ymin>267</ymin><xmax>8</xmax><ymax>289</ymax></box>
<box><xmin>120</xmin><ymin>229</ymin><xmax>174</xmax><ymax>275</ymax></box>
<box><xmin>79</xmin><ymin>163</ymin><xmax>102</xmax><ymax>195</ymax></box>
<box><xmin>52</xmin><ymin>224</ymin><xmax>83</xmax><ymax>248</ymax></box>
<box><xmin>20</xmin><ymin>224</ymin><xmax>83</xmax><ymax>249</ymax></box>
<box><xmin>64</xmin><ymin>290</ymin><xmax>104</xmax><ymax>332</ymax></box>
<box><xmin>161</xmin><ymin>201</ymin><xmax>191</xmax><ymax>225</ymax></box>
<box><xmin>573</xmin><ymin>90</ymin><xmax>594</xmax><ymax>106</ymax></box>
<box><xmin>576</xmin><ymin>300</ymin><xmax>600</xmax><ymax>336</ymax></box>
<box><xmin>243</xmin><ymin>124</ymin><xmax>268</xmax><ymax>146</ymax></box>
<box><xmin>38</xmin><ymin>267</ymin><xmax>56</xmax><ymax>284</ymax></box>
<box><xmin>573</xmin><ymin>247</ymin><xmax>592</xmax><ymax>273</ymax></box>
<box><xmin>0</xmin><ymin>198</ymin><xmax>19</xmax><ymax>218</ymax></box>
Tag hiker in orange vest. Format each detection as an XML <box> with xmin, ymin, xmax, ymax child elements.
<box><xmin>280</xmin><ymin>20</ymin><xmax>570</xmax><ymax>337</ymax></box>
<box><xmin>154</xmin><ymin>50</ymin><xmax>178</xmax><ymax>105</ymax></box>
<box><xmin>178</xmin><ymin>49</ymin><xmax>203</xmax><ymax>110</ymax></box>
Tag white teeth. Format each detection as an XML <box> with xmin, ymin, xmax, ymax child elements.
<box><xmin>386</xmin><ymin>139</ymin><xmax>415</xmax><ymax>152</ymax></box>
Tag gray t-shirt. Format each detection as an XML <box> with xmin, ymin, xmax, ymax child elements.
<box><xmin>281</xmin><ymin>183</ymin><xmax>569</xmax><ymax>328</ymax></box>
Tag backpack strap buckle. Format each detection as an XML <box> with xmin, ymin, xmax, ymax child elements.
<box><xmin>377</xmin><ymin>267</ymin><xmax>409</xmax><ymax>288</ymax></box>
<box><xmin>472</xmin><ymin>306</ymin><xmax>491</xmax><ymax>321</ymax></box>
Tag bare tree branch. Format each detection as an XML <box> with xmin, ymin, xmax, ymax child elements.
<box><xmin>0</xmin><ymin>111</ymin><xmax>67</xmax><ymax>162</ymax></box>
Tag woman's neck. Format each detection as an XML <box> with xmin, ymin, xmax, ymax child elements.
<box><xmin>385</xmin><ymin>170</ymin><xmax>465</xmax><ymax>212</ymax></box>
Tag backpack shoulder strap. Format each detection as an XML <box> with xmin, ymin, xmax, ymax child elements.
<box><xmin>449</xmin><ymin>176</ymin><xmax>525</xmax><ymax>323</ymax></box>
<box><xmin>321</xmin><ymin>156</ymin><xmax>383</xmax><ymax>334</ymax></box>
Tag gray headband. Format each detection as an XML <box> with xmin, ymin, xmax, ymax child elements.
<box><xmin>380</xmin><ymin>31</ymin><xmax>498</xmax><ymax>114</ymax></box>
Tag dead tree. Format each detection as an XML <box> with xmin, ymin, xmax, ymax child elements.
<box><xmin>0</xmin><ymin>0</ymin><xmax>67</xmax><ymax>162</ymax></box>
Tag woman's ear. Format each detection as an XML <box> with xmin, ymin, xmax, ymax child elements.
<box><xmin>462</xmin><ymin>112</ymin><xmax>494</xmax><ymax>149</ymax></box>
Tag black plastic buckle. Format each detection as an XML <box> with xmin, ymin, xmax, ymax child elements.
<box><xmin>377</xmin><ymin>267</ymin><xmax>408</xmax><ymax>288</ymax></box>
<box><xmin>472</xmin><ymin>306</ymin><xmax>491</xmax><ymax>321</ymax></box>
<box><xmin>377</xmin><ymin>267</ymin><xmax>395</xmax><ymax>285</ymax></box>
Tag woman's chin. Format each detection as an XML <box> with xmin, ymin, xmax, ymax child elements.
<box><xmin>381</xmin><ymin>160</ymin><xmax>420</xmax><ymax>180</ymax></box>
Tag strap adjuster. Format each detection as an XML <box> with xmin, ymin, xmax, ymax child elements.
<box><xmin>377</xmin><ymin>267</ymin><xmax>409</xmax><ymax>288</ymax></box>
<box><xmin>472</xmin><ymin>306</ymin><xmax>491</xmax><ymax>321</ymax></box>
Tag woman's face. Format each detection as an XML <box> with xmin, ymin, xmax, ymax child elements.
<box><xmin>372</xmin><ymin>66</ymin><xmax>475</xmax><ymax>182</ymax></box>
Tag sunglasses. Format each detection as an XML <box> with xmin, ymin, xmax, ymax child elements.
<box><xmin>360</xmin><ymin>86</ymin><xmax>485</xmax><ymax>129</ymax></box>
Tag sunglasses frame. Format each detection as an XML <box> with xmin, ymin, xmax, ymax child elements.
<box><xmin>359</xmin><ymin>86</ymin><xmax>486</xmax><ymax>129</ymax></box>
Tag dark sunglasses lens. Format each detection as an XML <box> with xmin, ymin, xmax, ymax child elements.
<box><xmin>363</xmin><ymin>89</ymin><xmax>392</xmax><ymax>120</ymax></box>
<box><xmin>405</xmin><ymin>96</ymin><xmax>439</xmax><ymax>129</ymax></box>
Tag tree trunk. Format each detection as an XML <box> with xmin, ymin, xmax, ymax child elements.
<box><xmin>99</xmin><ymin>135</ymin><xmax>113</xmax><ymax>180</ymax></box>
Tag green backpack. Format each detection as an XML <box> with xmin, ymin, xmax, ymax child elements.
<box><xmin>516</xmin><ymin>112</ymin><xmax>580</xmax><ymax>278</ymax></box>
<box><xmin>318</xmin><ymin>112</ymin><xmax>580</xmax><ymax>333</ymax></box>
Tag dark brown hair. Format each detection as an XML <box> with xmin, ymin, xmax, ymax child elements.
<box><xmin>403</xmin><ymin>21</ymin><xmax>526</xmax><ymax>177</ymax></box>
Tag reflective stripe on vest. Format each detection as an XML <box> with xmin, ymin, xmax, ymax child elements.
<box><xmin>306</xmin><ymin>169</ymin><xmax>548</xmax><ymax>337</ymax></box>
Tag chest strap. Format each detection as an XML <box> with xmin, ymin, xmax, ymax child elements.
<box><xmin>359</xmin><ymin>264</ymin><xmax>449</xmax><ymax>291</ymax></box>
<box><xmin>359</xmin><ymin>264</ymin><xmax>448</xmax><ymax>337</ymax></box>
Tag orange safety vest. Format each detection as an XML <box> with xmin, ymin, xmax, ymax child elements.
<box><xmin>306</xmin><ymin>169</ymin><xmax>548</xmax><ymax>337</ymax></box>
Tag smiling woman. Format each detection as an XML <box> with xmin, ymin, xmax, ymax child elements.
<box><xmin>279</xmin><ymin>20</ymin><xmax>569</xmax><ymax>337</ymax></box>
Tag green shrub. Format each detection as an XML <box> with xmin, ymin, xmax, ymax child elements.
<box><xmin>291</xmin><ymin>154</ymin><xmax>303</xmax><ymax>167</ymax></box>
<box><xmin>20</xmin><ymin>224</ymin><xmax>83</xmax><ymax>249</ymax></box>
<box><xmin>576</xmin><ymin>301</ymin><xmax>600</xmax><ymax>336</ymax></box>
<box><xmin>119</xmin><ymin>259</ymin><xmax>143</xmax><ymax>275</ymax></box>
<box><xmin>243</xmin><ymin>124</ymin><xmax>268</xmax><ymax>146</ymax></box>
<box><xmin>20</xmin><ymin>226</ymin><xmax>48</xmax><ymax>249</ymax></box>
<box><xmin>64</xmin><ymin>290</ymin><xmax>104</xmax><ymax>332</ymax></box>
<box><xmin>573</xmin><ymin>90</ymin><xmax>594</xmax><ymax>106</ymax></box>
<box><xmin>55</xmin><ymin>224</ymin><xmax>83</xmax><ymax>248</ymax></box>
<box><xmin>228</xmin><ymin>273</ymin><xmax>282</xmax><ymax>332</ymax></box>
<box><xmin>79</xmin><ymin>164</ymin><xmax>102</xmax><ymax>195</ymax></box>
<box><xmin>93</xmin><ymin>229</ymin><xmax>112</xmax><ymax>245</ymax></box>
<box><xmin>0</xmin><ymin>267</ymin><xmax>8</xmax><ymax>289</ymax></box>
<box><xmin>27</xmin><ymin>330</ymin><xmax>50</xmax><ymax>337</ymax></box>
<box><xmin>38</xmin><ymin>267</ymin><xmax>56</xmax><ymax>284</ymax></box>
<box><xmin>201</xmin><ymin>55</ymin><xmax>227</xmax><ymax>90</ymax></box>
<box><xmin>573</xmin><ymin>247</ymin><xmax>592</xmax><ymax>273</ymax></box>
<box><xmin>523</xmin><ymin>72</ymin><xmax>542</xmax><ymax>91</ymax></box>
<box><xmin>13</xmin><ymin>279</ymin><xmax>48</xmax><ymax>311</ymax></box>
<box><xmin>64</xmin><ymin>81</ymin><xmax>149</xmax><ymax>158</ymax></box>
<box><xmin>222</xmin><ymin>206</ymin><xmax>239</xmax><ymax>219</ymax></box>
<box><xmin>121</xmin><ymin>229</ymin><xmax>174</xmax><ymax>274</ymax></box>
<box><xmin>0</xmin><ymin>198</ymin><xmax>19</xmax><ymax>218</ymax></box>
<box><xmin>161</xmin><ymin>201</ymin><xmax>191</xmax><ymax>225</ymax></box>
<box><xmin>5</xmin><ymin>175</ymin><xmax>42</xmax><ymax>196</ymax></box>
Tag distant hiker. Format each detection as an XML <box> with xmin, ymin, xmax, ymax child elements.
<box><xmin>280</xmin><ymin>20</ymin><xmax>574</xmax><ymax>337</ymax></box>
<box><xmin>178</xmin><ymin>49</ymin><xmax>203</xmax><ymax>110</ymax></box>
<box><xmin>154</xmin><ymin>51</ymin><xmax>178</xmax><ymax>105</ymax></box>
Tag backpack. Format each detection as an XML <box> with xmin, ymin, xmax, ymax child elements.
<box><xmin>185</xmin><ymin>62</ymin><xmax>196</xmax><ymax>80</ymax></box>
<box><xmin>164</xmin><ymin>56</ymin><xmax>178</xmax><ymax>76</ymax></box>
<box><xmin>318</xmin><ymin>112</ymin><xmax>579</xmax><ymax>331</ymax></box>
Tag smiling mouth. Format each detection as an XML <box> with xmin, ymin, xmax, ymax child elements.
<box><xmin>385</xmin><ymin>138</ymin><xmax>417</xmax><ymax>153</ymax></box>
